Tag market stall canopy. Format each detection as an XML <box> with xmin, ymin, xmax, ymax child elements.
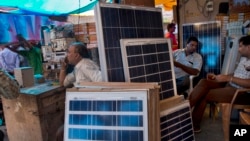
<box><xmin>0</xmin><ymin>0</ymin><xmax>98</xmax><ymax>16</ymax></box>
<box><xmin>155</xmin><ymin>0</ymin><xmax>176</xmax><ymax>11</ymax></box>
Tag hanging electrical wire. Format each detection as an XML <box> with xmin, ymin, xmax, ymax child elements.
<box><xmin>77</xmin><ymin>0</ymin><xmax>81</xmax><ymax>35</ymax></box>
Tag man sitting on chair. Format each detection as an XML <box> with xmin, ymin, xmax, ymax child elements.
<box><xmin>189</xmin><ymin>35</ymin><xmax>250</xmax><ymax>134</ymax></box>
<box><xmin>173</xmin><ymin>36</ymin><xmax>203</xmax><ymax>98</ymax></box>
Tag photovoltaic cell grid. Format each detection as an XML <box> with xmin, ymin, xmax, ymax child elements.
<box><xmin>160</xmin><ymin>101</ymin><xmax>194</xmax><ymax>141</ymax></box>
<box><xmin>64</xmin><ymin>91</ymin><xmax>149</xmax><ymax>141</ymax></box>
<box><xmin>95</xmin><ymin>3</ymin><xmax>164</xmax><ymax>82</ymax></box>
<box><xmin>182</xmin><ymin>21</ymin><xmax>221</xmax><ymax>77</ymax></box>
<box><xmin>120</xmin><ymin>39</ymin><xmax>176</xmax><ymax>99</ymax></box>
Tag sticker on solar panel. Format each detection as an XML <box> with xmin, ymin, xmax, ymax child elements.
<box><xmin>64</xmin><ymin>91</ymin><xmax>149</xmax><ymax>141</ymax></box>
<box><xmin>120</xmin><ymin>38</ymin><xmax>177</xmax><ymax>99</ymax></box>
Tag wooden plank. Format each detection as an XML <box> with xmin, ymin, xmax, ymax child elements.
<box><xmin>160</xmin><ymin>95</ymin><xmax>185</xmax><ymax>112</ymax></box>
<box><xmin>75</xmin><ymin>81</ymin><xmax>160</xmax><ymax>89</ymax></box>
<box><xmin>148</xmin><ymin>88</ymin><xmax>160</xmax><ymax>141</ymax></box>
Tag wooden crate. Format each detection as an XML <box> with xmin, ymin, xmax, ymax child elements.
<box><xmin>2</xmin><ymin>84</ymin><xmax>65</xmax><ymax>141</ymax></box>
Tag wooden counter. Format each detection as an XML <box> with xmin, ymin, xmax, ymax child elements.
<box><xmin>1</xmin><ymin>83</ymin><xmax>65</xmax><ymax>141</ymax></box>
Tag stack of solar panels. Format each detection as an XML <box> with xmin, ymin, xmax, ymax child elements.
<box><xmin>160</xmin><ymin>96</ymin><xmax>195</xmax><ymax>141</ymax></box>
<box><xmin>95</xmin><ymin>3</ymin><xmax>176</xmax><ymax>99</ymax></box>
<box><xmin>94</xmin><ymin>2</ymin><xmax>195</xmax><ymax>141</ymax></box>
<box><xmin>64</xmin><ymin>82</ymin><xmax>160</xmax><ymax>141</ymax></box>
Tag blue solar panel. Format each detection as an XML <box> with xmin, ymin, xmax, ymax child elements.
<box><xmin>64</xmin><ymin>91</ymin><xmax>149</xmax><ymax>141</ymax></box>
<box><xmin>95</xmin><ymin>3</ymin><xmax>164</xmax><ymax>82</ymax></box>
<box><xmin>120</xmin><ymin>38</ymin><xmax>176</xmax><ymax>99</ymax></box>
<box><xmin>182</xmin><ymin>21</ymin><xmax>222</xmax><ymax>78</ymax></box>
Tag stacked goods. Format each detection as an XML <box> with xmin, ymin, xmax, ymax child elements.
<box><xmin>74</xmin><ymin>23</ymin><xmax>88</xmax><ymax>43</ymax></box>
<box><xmin>244</xmin><ymin>12</ymin><xmax>250</xmax><ymax>21</ymax></box>
<box><xmin>74</xmin><ymin>23</ymin><xmax>97</xmax><ymax>48</ymax></box>
<box><xmin>229</xmin><ymin>13</ymin><xmax>239</xmax><ymax>22</ymax></box>
<box><xmin>216</xmin><ymin>15</ymin><xmax>229</xmax><ymax>52</ymax></box>
<box><xmin>229</xmin><ymin>1</ymin><xmax>250</xmax><ymax>13</ymax></box>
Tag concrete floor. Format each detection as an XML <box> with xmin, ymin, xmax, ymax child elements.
<box><xmin>194</xmin><ymin>105</ymin><xmax>242</xmax><ymax>141</ymax></box>
<box><xmin>195</xmin><ymin>105</ymin><xmax>224</xmax><ymax>141</ymax></box>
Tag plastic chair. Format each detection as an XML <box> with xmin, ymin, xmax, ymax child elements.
<box><xmin>187</xmin><ymin>73</ymin><xmax>199</xmax><ymax>96</ymax></box>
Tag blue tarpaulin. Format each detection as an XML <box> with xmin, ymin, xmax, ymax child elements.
<box><xmin>0</xmin><ymin>0</ymin><xmax>98</xmax><ymax>16</ymax></box>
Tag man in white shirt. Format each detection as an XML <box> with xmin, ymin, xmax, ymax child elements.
<box><xmin>189</xmin><ymin>35</ymin><xmax>250</xmax><ymax>135</ymax></box>
<box><xmin>57</xmin><ymin>42</ymin><xmax>103</xmax><ymax>140</ymax></box>
<box><xmin>173</xmin><ymin>36</ymin><xmax>203</xmax><ymax>98</ymax></box>
<box><xmin>59</xmin><ymin>42</ymin><xmax>102</xmax><ymax>87</ymax></box>
<box><xmin>0</xmin><ymin>46</ymin><xmax>20</xmax><ymax>75</ymax></box>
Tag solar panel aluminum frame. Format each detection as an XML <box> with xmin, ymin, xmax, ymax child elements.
<box><xmin>94</xmin><ymin>2</ymin><xmax>163</xmax><ymax>82</ymax></box>
<box><xmin>64</xmin><ymin>90</ymin><xmax>149</xmax><ymax>141</ymax></box>
<box><xmin>120</xmin><ymin>38</ymin><xmax>178</xmax><ymax>99</ymax></box>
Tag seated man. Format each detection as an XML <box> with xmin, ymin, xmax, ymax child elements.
<box><xmin>189</xmin><ymin>35</ymin><xmax>250</xmax><ymax>134</ymax></box>
<box><xmin>56</xmin><ymin>42</ymin><xmax>103</xmax><ymax>140</ymax></box>
<box><xmin>59</xmin><ymin>42</ymin><xmax>102</xmax><ymax>87</ymax></box>
<box><xmin>173</xmin><ymin>36</ymin><xmax>203</xmax><ymax>98</ymax></box>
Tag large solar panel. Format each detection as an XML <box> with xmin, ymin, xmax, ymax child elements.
<box><xmin>64</xmin><ymin>90</ymin><xmax>149</xmax><ymax>141</ymax></box>
<box><xmin>182</xmin><ymin>21</ymin><xmax>222</xmax><ymax>77</ymax></box>
<box><xmin>120</xmin><ymin>38</ymin><xmax>176</xmax><ymax>99</ymax></box>
<box><xmin>95</xmin><ymin>3</ymin><xmax>164</xmax><ymax>82</ymax></box>
<box><xmin>160</xmin><ymin>101</ymin><xmax>194</xmax><ymax>141</ymax></box>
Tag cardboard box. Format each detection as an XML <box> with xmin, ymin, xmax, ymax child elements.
<box><xmin>14</xmin><ymin>67</ymin><xmax>34</xmax><ymax>88</ymax></box>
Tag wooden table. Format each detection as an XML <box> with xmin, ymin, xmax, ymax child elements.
<box><xmin>1</xmin><ymin>83</ymin><xmax>65</xmax><ymax>141</ymax></box>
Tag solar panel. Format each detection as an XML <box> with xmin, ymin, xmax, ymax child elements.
<box><xmin>120</xmin><ymin>38</ymin><xmax>176</xmax><ymax>99</ymax></box>
<box><xmin>182</xmin><ymin>21</ymin><xmax>222</xmax><ymax>77</ymax></box>
<box><xmin>221</xmin><ymin>36</ymin><xmax>241</xmax><ymax>75</ymax></box>
<box><xmin>160</xmin><ymin>101</ymin><xmax>194</xmax><ymax>141</ymax></box>
<box><xmin>64</xmin><ymin>90</ymin><xmax>149</xmax><ymax>141</ymax></box>
<box><xmin>95</xmin><ymin>3</ymin><xmax>164</xmax><ymax>82</ymax></box>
